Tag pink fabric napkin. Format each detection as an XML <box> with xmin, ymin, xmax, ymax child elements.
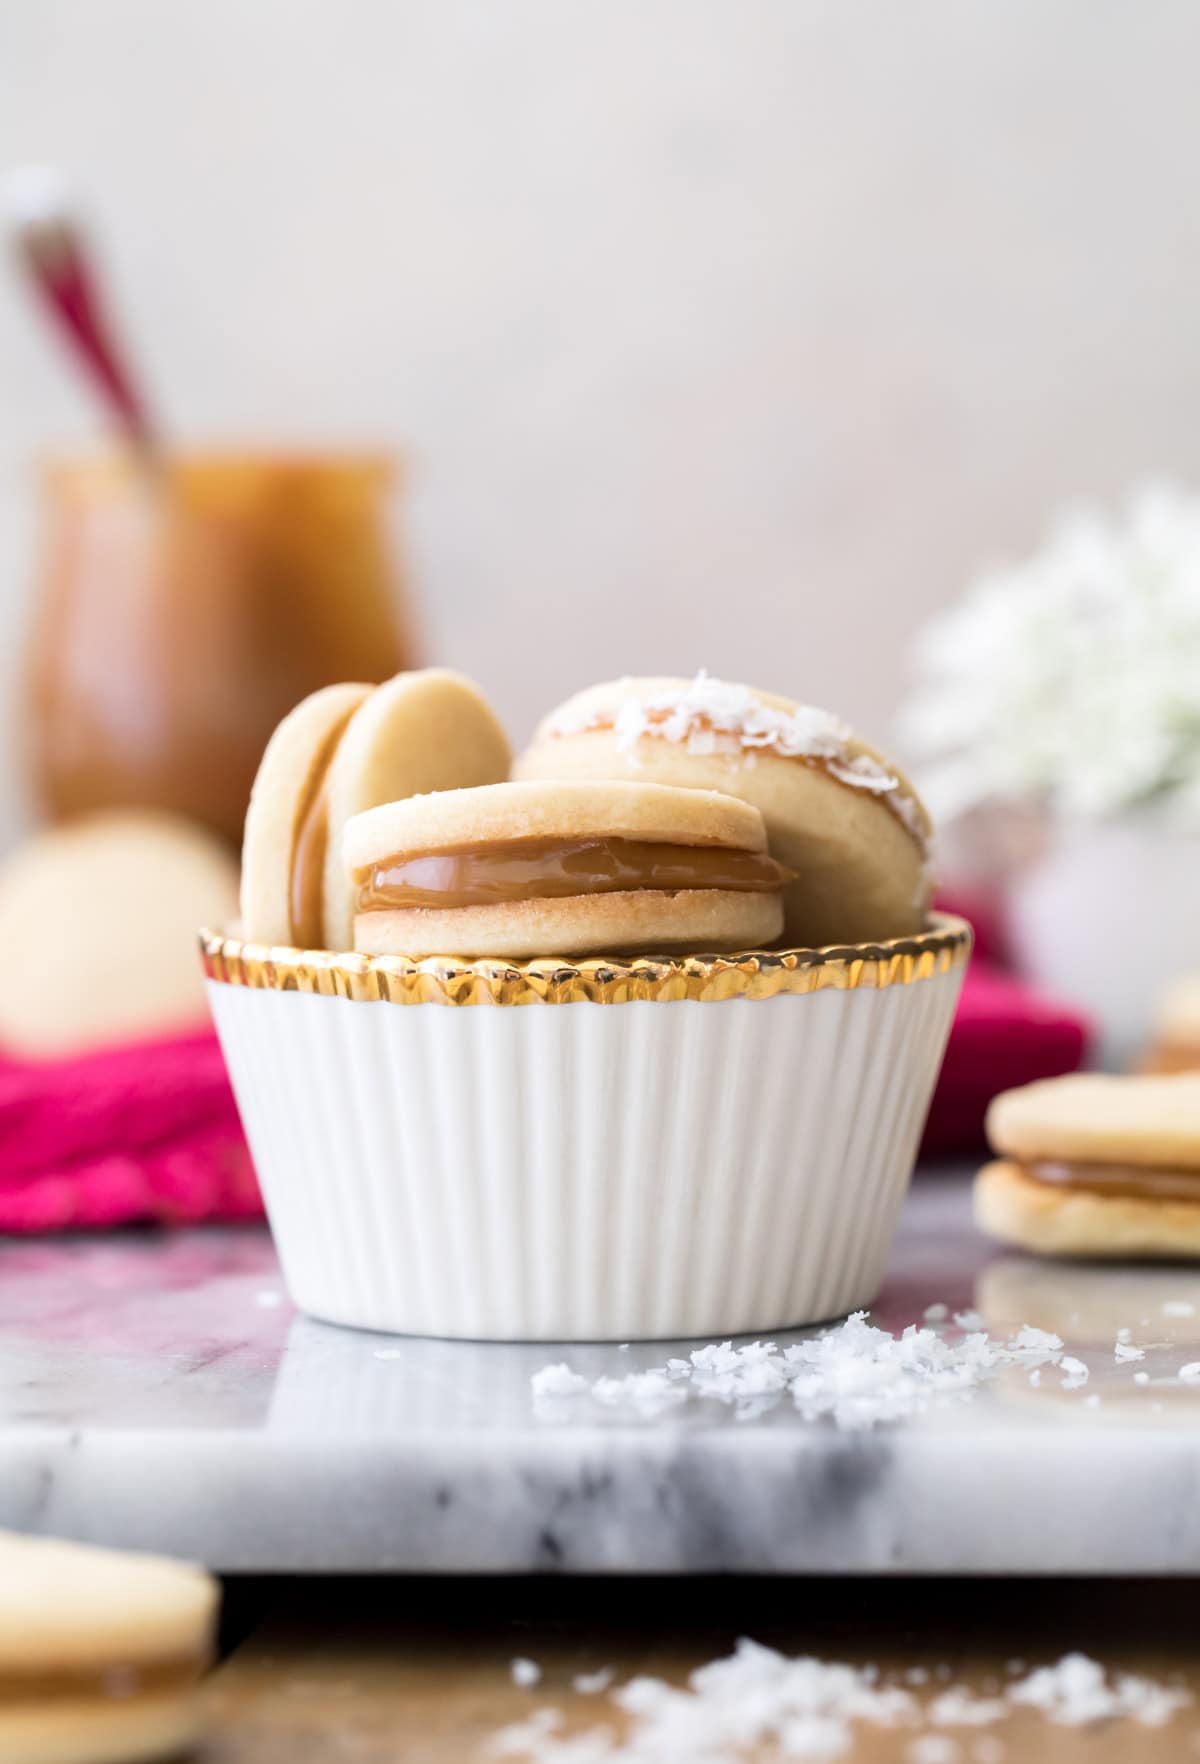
<box><xmin>0</xmin><ymin>1030</ymin><xmax>262</xmax><ymax>1231</ymax></box>
<box><xmin>921</xmin><ymin>889</ymin><xmax>1090</xmax><ymax>1157</ymax></box>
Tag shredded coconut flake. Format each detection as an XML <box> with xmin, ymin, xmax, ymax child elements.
<box><xmin>927</xmin><ymin>1690</ymin><xmax>1008</xmax><ymax>1727</ymax></box>
<box><xmin>531</xmin><ymin>1364</ymin><xmax>589</xmax><ymax>1400</ymax></box>
<box><xmin>923</xmin><ymin>1303</ymin><xmax>949</xmax><ymax>1324</ymax></box>
<box><xmin>1059</xmin><ymin>1356</ymin><xmax>1089</xmax><ymax>1389</ymax></box>
<box><xmin>496</xmin><ymin>1639</ymin><xmax>921</xmax><ymax>1762</ymax></box>
<box><xmin>1008</xmin><ymin>1653</ymin><xmax>1189</xmax><ymax>1727</ymax></box>
<box><xmin>532</xmin><ymin>1313</ymin><xmax>1065</xmax><ymax>1431</ymax></box>
<box><xmin>574</xmin><ymin>1669</ymin><xmax>616</xmax><ymax>1696</ymax></box>
<box><xmin>1135</xmin><ymin>1372</ymin><xmax>1151</xmax><ymax>1386</ymax></box>
<box><xmin>1179</xmin><ymin>1362</ymin><xmax>1200</xmax><ymax>1383</ymax></box>
<box><xmin>953</xmin><ymin>1309</ymin><xmax>985</xmax><ymax>1332</ymax></box>
<box><xmin>492</xmin><ymin>1646</ymin><xmax>1188</xmax><ymax>1762</ymax></box>
<box><xmin>1115</xmin><ymin>1341</ymin><xmax>1145</xmax><ymax>1363</ymax></box>
<box><xmin>592</xmin><ymin>1370</ymin><xmax>687</xmax><ymax>1416</ymax></box>
<box><xmin>511</xmin><ymin>1658</ymin><xmax>542</xmax><ymax>1689</ymax></box>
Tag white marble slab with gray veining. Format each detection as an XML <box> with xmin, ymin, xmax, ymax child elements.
<box><xmin>3</xmin><ymin>1175</ymin><xmax>1200</xmax><ymax>1574</ymax></box>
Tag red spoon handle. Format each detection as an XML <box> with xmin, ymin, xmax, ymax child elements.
<box><xmin>29</xmin><ymin>224</ymin><xmax>155</xmax><ymax>449</ymax></box>
<box><xmin>7</xmin><ymin>170</ymin><xmax>158</xmax><ymax>456</ymax></box>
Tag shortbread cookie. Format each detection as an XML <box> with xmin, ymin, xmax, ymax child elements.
<box><xmin>976</xmin><ymin>1073</ymin><xmax>1200</xmax><ymax>1258</ymax></box>
<box><xmin>0</xmin><ymin>1529</ymin><xmax>218</xmax><ymax>1764</ymax></box>
<box><xmin>241</xmin><ymin>669</ymin><xmax>511</xmax><ymax>950</ymax></box>
<box><xmin>346</xmin><ymin>778</ymin><xmax>787</xmax><ymax>958</ymax></box>
<box><xmin>975</xmin><ymin>1160</ymin><xmax>1200</xmax><ymax>1260</ymax></box>
<box><xmin>0</xmin><ymin>811</ymin><xmax>240</xmax><ymax>1059</ymax></box>
<box><xmin>1141</xmin><ymin>976</ymin><xmax>1200</xmax><ymax>1074</ymax></box>
<box><xmin>514</xmin><ymin>673</ymin><xmax>932</xmax><ymax>946</ymax></box>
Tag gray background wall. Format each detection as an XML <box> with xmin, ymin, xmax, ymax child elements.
<box><xmin>3</xmin><ymin>0</ymin><xmax>1199</xmax><ymax>839</ymax></box>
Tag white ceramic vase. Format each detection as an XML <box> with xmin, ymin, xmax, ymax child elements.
<box><xmin>1006</xmin><ymin>818</ymin><xmax>1200</xmax><ymax>1066</ymax></box>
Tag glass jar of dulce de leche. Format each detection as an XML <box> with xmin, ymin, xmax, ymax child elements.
<box><xmin>26</xmin><ymin>451</ymin><xmax>413</xmax><ymax>846</ymax></box>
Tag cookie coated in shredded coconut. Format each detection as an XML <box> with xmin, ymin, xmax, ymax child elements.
<box><xmin>543</xmin><ymin>672</ymin><xmax>928</xmax><ymax>851</ymax></box>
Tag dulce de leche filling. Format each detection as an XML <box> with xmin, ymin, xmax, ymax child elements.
<box><xmin>355</xmin><ymin>837</ymin><xmax>789</xmax><ymax>913</ymax></box>
<box><xmin>1022</xmin><ymin>1159</ymin><xmax>1200</xmax><ymax>1203</ymax></box>
<box><xmin>0</xmin><ymin>1659</ymin><xmax>203</xmax><ymax>1703</ymax></box>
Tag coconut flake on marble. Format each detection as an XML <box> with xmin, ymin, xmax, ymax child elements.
<box><xmin>531</xmin><ymin>1363</ymin><xmax>589</xmax><ymax>1400</ymax></box>
<box><xmin>531</xmin><ymin>1312</ymin><xmax>1065</xmax><ymax>1431</ymax></box>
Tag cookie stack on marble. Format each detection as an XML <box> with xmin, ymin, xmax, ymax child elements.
<box><xmin>976</xmin><ymin>1073</ymin><xmax>1200</xmax><ymax>1261</ymax></box>
<box><xmin>218</xmin><ymin>666</ymin><xmax>963</xmax><ymax>1342</ymax></box>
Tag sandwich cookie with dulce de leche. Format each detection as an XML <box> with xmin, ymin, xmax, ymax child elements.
<box><xmin>976</xmin><ymin>1073</ymin><xmax>1200</xmax><ymax>1258</ymax></box>
<box><xmin>240</xmin><ymin>668</ymin><xmax>511</xmax><ymax>952</ymax></box>
<box><xmin>515</xmin><ymin>672</ymin><xmax>933</xmax><ymax>947</ymax></box>
<box><xmin>0</xmin><ymin>1529</ymin><xmax>218</xmax><ymax>1764</ymax></box>
<box><xmin>346</xmin><ymin>778</ymin><xmax>789</xmax><ymax>958</ymax></box>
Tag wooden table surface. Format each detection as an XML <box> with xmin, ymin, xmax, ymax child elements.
<box><xmin>200</xmin><ymin>1578</ymin><xmax>1200</xmax><ymax>1761</ymax></box>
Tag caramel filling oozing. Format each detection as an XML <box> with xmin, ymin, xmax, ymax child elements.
<box><xmin>355</xmin><ymin>837</ymin><xmax>789</xmax><ymax>913</ymax></box>
<box><xmin>1022</xmin><ymin>1159</ymin><xmax>1200</xmax><ymax>1203</ymax></box>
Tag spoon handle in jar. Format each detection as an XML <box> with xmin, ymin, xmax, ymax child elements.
<box><xmin>5</xmin><ymin>164</ymin><xmax>159</xmax><ymax>459</ymax></box>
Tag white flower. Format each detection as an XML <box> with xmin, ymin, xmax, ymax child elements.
<box><xmin>899</xmin><ymin>483</ymin><xmax>1200</xmax><ymax>825</ymax></box>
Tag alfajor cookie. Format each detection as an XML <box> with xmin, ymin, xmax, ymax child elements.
<box><xmin>514</xmin><ymin>672</ymin><xmax>933</xmax><ymax>947</ymax></box>
<box><xmin>1140</xmin><ymin>976</ymin><xmax>1200</xmax><ymax>1074</ymax></box>
<box><xmin>346</xmin><ymin>778</ymin><xmax>788</xmax><ymax>958</ymax></box>
<box><xmin>976</xmin><ymin>1073</ymin><xmax>1200</xmax><ymax>1259</ymax></box>
<box><xmin>241</xmin><ymin>668</ymin><xmax>511</xmax><ymax>951</ymax></box>
<box><xmin>0</xmin><ymin>810</ymin><xmax>240</xmax><ymax>1059</ymax></box>
<box><xmin>0</xmin><ymin>1529</ymin><xmax>218</xmax><ymax>1764</ymax></box>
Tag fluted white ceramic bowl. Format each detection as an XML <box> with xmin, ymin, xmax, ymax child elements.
<box><xmin>203</xmin><ymin>916</ymin><xmax>969</xmax><ymax>1341</ymax></box>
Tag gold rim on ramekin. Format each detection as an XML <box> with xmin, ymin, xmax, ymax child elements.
<box><xmin>200</xmin><ymin>912</ymin><xmax>971</xmax><ymax>1007</ymax></box>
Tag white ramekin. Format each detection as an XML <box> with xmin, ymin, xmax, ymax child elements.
<box><xmin>203</xmin><ymin>917</ymin><xmax>969</xmax><ymax>1341</ymax></box>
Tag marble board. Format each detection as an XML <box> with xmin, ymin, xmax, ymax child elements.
<box><xmin>3</xmin><ymin>1174</ymin><xmax>1200</xmax><ymax>1573</ymax></box>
